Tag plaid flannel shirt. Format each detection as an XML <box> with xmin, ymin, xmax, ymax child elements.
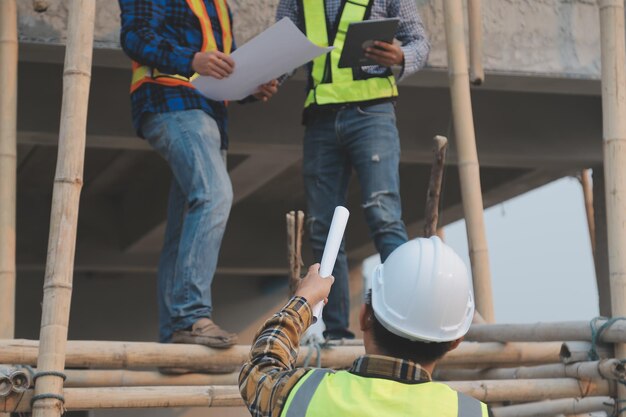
<box><xmin>118</xmin><ymin>0</ymin><xmax>235</xmax><ymax>148</ymax></box>
<box><xmin>239</xmin><ymin>296</ymin><xmax>432</xmax><ymax>417</ymax></box>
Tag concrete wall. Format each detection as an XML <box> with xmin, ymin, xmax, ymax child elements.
<box><xmin>18</xmin><ymin>0</ymin><xmax>601</xmax><ymax>78</ymax></box>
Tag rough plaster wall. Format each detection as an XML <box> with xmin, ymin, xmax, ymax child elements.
<box><xmin>418</xmin><ymin>0</ymin><xmax>600</xmax><ymax>77</ymax></box>
<box><xmin>17</xmin><ymin>0</ymin><xmax>601</xmax><ymax>78</ymax></box>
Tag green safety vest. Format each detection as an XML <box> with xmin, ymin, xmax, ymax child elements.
<box><xmin>300</xmin><ymin>0</ymin><xmax>399</xmax><ymax>108</ymax></box>
<box><xmin>280</xmin><ymin>369</ymin><xmax>489</xmax><ymax>417</ymax></box>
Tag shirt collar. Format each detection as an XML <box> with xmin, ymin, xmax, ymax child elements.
<box><xmin>349</xmin><ymin>354</ymin><xmax>432</xmax><ymax>384</ymax></box>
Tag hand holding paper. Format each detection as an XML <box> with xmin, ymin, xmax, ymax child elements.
<box><xmin>312</xmin><ymin>206</ymin><xmax>350</xmax><ymax>320</ymax></box>
<box><xmin>192</xmin><ymin>18</ymin><xmax>332</xmax><ymax>101</ymax></box>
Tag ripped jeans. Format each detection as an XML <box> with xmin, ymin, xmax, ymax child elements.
<box><xmin>303</xmin><ymin>102</ymin><xmax>409</xmax><ymax>337</ymax></box>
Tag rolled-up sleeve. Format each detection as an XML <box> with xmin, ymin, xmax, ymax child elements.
<box><xmin>391</xmin><ymin>0</ymin><xmax>430</xmax><ymax>81</ymax></box>
<box><xmin>239</xmin><ymin>296</ymin><xmax>314</xmax><ymax>417</ymax></box>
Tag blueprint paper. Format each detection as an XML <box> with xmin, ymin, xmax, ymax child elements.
<box><xmin>192</xmin><ymin>18</ymin><xmax>332</xmax><ymax>101</ymax></box>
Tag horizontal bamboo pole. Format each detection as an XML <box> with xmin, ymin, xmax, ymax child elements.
<box><xmin>447</xmin><ymin>378</ymin><xmax>612</xmax><ymax>403</ymax></box>
<box><xmin>0</xmin><ymin>340</ymin><xmax>563</xmax><ymax>369</ymax></box>
<box><xmin>435</xmin><ymin>359</ymin><xmax>625</xmax><ymax>381</ymax></box>
<box><xmin>467</xmin><ymin>320</ymin><xmax>626</xmax><ymax>343</ymax></box>
<box><xmin>492</xmin><ymin>397</ymin><xmax>615</xmax><ymax>417</ymax></box>
<box><xmin>63</xmin><ymin>370</ymin><xmax>239</xmax><ymax>387</ymax></box>
<box><xmin>0</xmin><ymin>378</ymin><xmax>614</xmax><ymax>412</ymax></box>
<box><xmin>1</xmin><ymin>386</ymin><xmax>243</xmax><ymax>412</ymax></box>
<box><xmin>560</xmin><ymin>341</ymin><xmax>612</xmax><ymax>364</ymax></box>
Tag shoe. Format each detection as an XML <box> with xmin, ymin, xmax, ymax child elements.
<box><xmin>171</xmin><ymin>318</ymin><xmax>238</xmax><ymax>349</ymax></box>
<box><xmin>323</xmin><ymin>329</ymin><xmax>356</xmax><ymax>341</ymax></box>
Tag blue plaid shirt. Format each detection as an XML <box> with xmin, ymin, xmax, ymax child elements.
<box><xmin>276</xmin><ymin>0</ymin><xmax>430</xmax><ymax>83</ymax></box>
<box><xmin>118</xmin><ymin>0</ymin><xmax>235</xmax><ymax>148</ymax></box>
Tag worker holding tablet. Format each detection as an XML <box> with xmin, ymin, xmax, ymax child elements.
<box><xmin>276</xmin><ymin>0</ymin><xmax>431</xmax><ymax>340</ymax></box>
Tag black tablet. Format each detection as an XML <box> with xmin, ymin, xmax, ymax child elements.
<box><xmin>338</xmin><ymin>18</ymin><xmax>400</xmax><ymax>68</ymax></box>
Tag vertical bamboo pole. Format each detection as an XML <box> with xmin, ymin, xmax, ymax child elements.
<box><xmin>599</xmin><ymin>1</ymin><xmax>626</xmax><ymax>416</ymax></box>
<box><xmin>443</xmin><ymin>0</ymin><xmax>494</xmax><ymax>322</ymax></box>
<box><xmin>467</xmin><ymin>0</ymin><xmax>484</xmax><ymax>85</ymax></box>
<box><xmin>580</xmin><ymin>169</ymin><xmax>595</xmax><ymax>257</ymax></box>
<box><xmin>32</xmin><ymin>2</ymin><xmax>95</xmax><ymax>417</ymax></box>
<box><xmin>0</xmin><ymin>0</ymin><xmax>18</xmax><ymax>345</ymax></box>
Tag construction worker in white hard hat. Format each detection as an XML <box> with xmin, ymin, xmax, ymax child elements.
<box><xmin>239</xmin><ymin>236</ymin><xmax>489</xmax><ymax>417</ymax></box>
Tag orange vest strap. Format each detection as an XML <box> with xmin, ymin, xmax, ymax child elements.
<box><xmin>130</xmin><ymin>0</ymin><xmax>232</xmax><ymax>93</ymax></box>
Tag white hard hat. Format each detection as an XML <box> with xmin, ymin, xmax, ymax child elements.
<box><xmin>371</xmin><ymin>237</ymin><xmax>474</xmax><ymax>343</ymax></box>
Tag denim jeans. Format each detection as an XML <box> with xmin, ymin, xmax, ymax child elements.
<box><xmin>303</xmin><ymin>102</ymin><xmax>409</xmax><ymax>337</ymax></box>
<box><xmin>142</xmin><ymin>110</ymin><xmax>233</xmax><ymax>343</ymax></box>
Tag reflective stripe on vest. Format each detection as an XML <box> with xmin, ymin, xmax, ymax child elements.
<box><xmin>280</xmin><ymin>369</ymin><xmax>489</xmax><ymax>417</ymax></box>
<box><xmin>129</xmin><ymin>0</ymin><xmax>232</xmax><ymax>93</ymax></box>
<box><xmin>301</xmin><ymin>0</ymin><xmax>398</xmax><ymax>107</ymax></box>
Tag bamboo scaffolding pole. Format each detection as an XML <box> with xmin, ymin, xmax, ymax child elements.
<box><xmin>435</xmin><ymin>359</ymin><xmax>625</xmax><ymax>381</ymax></box>
<box><xmin>0</xmin><ymin>0</ymin><xmax>18</xmax><ymax>345</ymax></box>
<box><xmin>0</xmin><ymin>339</ymin><xmax>563</xmax><ymax>369</ymax></box>
<box><xmin>64</xmin><ymin>359</ymin><xmax>623</xmax><ymax>388</ymax></box>
<box><xmin>599</xmin><ymin>2</ymin><xmax>626</xmax><ymax>415</ymax></box>
<box><xmin>0</xmin><ymin>378</ymin><xmax>615</xmax><ymax>412</ymax></box>
<box><xmin>32</xmin><ymin>2</ymin><xmax>96</xmax><ymax>417</ymax></box>
<box><xmin>467</xmin><ymin>0</ymin><xmax>484</xmax><ymax>85</ymax></box>
<box><xmin>1</xmin><ymin>386</ymin><xmax>244</xmax><ymax>413</ymax></box>
<box><xmin>580</xmin><ymin>169</ymin><xmax>596</xmax><ymax>257</ymax></box>
<box><xmin>448</xmin><ymin>378</ymin><xmax>612</xmax><ymax>403</ymax></box>
<box><xmin>466</xmin><ymin>320</ymin><xmax>626</xmax><ymax>343</ymax></box>
<box><xmin>62</xmin><ymin>370</ymin><xmax>239</xmax><ymax>388</ymax></box>
<box><xmin>424</xmin><ymin>136</ymin><xmax>448</xmax><ymax>237</ymax></box>
<box><xmin>491</xmin><ymin>397</ymin><xmax>615</xmax><ymax>417</ymax></box>
<box><xmin>560</xmin><ymin>342</ymin><xmax>611</xmax><ymax>364</ymax></box>
<box><xmin>443</xmin><ymin>0</ymin><xmax>494</xmax><ymax>322</ymax></box>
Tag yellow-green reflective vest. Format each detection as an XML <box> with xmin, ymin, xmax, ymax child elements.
<box><xmin>300</xmin><ymin>0</ymin><xmax>399</xmax><ymax>108</ymax></box>
<box><xmin>280</xmin><ymin>369</ymin><xmax>489</xmax><ymax>417</ymax></box>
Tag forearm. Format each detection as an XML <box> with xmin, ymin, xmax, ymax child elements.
<box><xmin>239</xmin><ymin>296</ymin><xmax>313</xmax><ymax>417</ymax></box>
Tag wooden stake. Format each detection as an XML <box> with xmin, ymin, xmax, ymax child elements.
<box><xmin>491</xmin><ymin>397</ymin><xmax>615</xmax><ymax>417</ymax></box>
<box><xmin>0</xmin><ymin>379</ymin><xmax>614</xmax><ymax>412</ymax></box>
<box><xmin>32</xmin><ymin>2</ymin><xmax>96</xmax><ymax>417</ymax></box>
<box><xmin>599</xmin><ymin>2</ymin><xmax>626</xmax><ymax>415</ymax></box>
<box><xmin>0</xmin><ymin>339</ymin><xmax>563</xmax><ymax>369</ymax></box>
<box><xmin>0</xmin><ymin>0</ymin><xmax>18</xmax><ymax>344</ymax></box>
<box><xmin>580</xmin><ymin>169</ymin><xmax>596</xmax><ymax>257</ymax></box>
<box><xmin>286</xmin><ymin>211</ymin><xmax>304</xmax><ymax>296</ymax></box>
<box><xmin>468</xmin><ymin>0</ymin><xmax>485</xmax><ymax>85</ymax></box>
<box><xmin>592</xmin><ymin>169</ymin><xmax>612</xmax><ymax>317</ymax></box>
<box><xmin>424</xmin><ymin>136</ymin><xmax>448</xmax><ymax>237</ymax></box>
<box><xmin>443</xmin><ymin>0</ymin><xmax>495</xmax><ymax>322</ymax></box>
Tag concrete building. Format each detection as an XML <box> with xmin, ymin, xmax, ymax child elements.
<box><xmin>11</xmin><ymin>1</ymin><xmax>604</xmax><ymax>416</ymax></box>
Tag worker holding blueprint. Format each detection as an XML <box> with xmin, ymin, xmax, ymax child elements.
<box><xmin>118</xmin><ymin>0</ymin><xmax>279</xmax><ymax>356</ymax></box>
<box><xmin>276</xmin><ymin>0</ymin><xmax>431</xmax><ymax>341</ymax></box>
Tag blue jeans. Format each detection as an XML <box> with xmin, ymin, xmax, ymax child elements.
<box><xmin>303</xmin><ymin>102</ymin><xmax>409</xmax><ymax>337</ymax></box>
<box><xmin>142</xmin><ymin>110</ymin><xmax>233</xmax><ymax>343</ymax></box>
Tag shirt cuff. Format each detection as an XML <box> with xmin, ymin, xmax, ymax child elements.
<box><xmin>283</xmin><ymin>296</ymin><xmax>313</xmax><ymax>331</ymax></box>
<box><xmin>175</xmin><ymin>48</ymin><xmax>198</xmax><ymax>78</ymax></box>
<box><xmin>398</xmin><ymin>45</ymin><xmax>417</xmax><ymax>82</ymax></box>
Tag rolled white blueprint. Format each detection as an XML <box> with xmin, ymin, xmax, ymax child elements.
<box><xmin>313</xmin><ymin>206</ymin><xmax>350</xmax><ymax>319</ymax></box>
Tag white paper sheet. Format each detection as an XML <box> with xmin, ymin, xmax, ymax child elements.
<box><xmin>313</xmin><ymin>206</ymin><xmax>350</xmax><ymax>320</ymax></box>
<box><xmin>192</xmin><ymin>18</ymin><xmax>332</xmax><ymax>101</ymax></box>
